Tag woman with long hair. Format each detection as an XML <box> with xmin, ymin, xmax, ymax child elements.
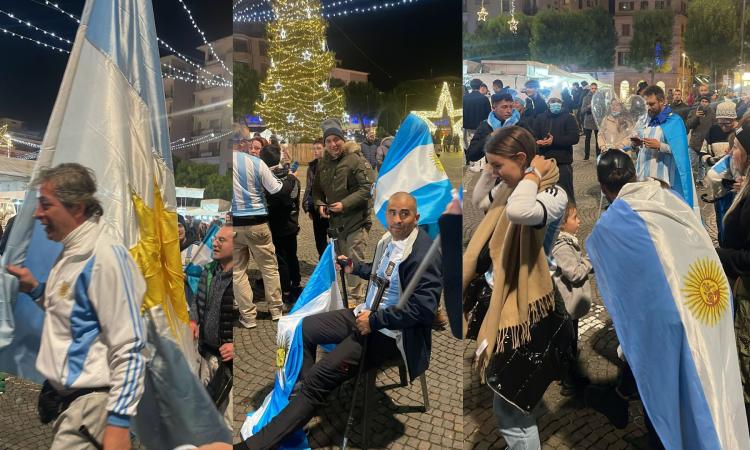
<box><xmin>463</xmin><ymin>126</ymin><xmax>570</xmax><ymax>449</ymax></box>
<box><xmin>717</xmin><ymin>124</ymin><xmax>750</xmax><ymax>426</ymax></box>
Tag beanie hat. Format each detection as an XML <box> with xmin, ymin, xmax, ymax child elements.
<box><xmin>548</xmin><ymin>88</ymin><xmax>562</xmax><ymax>102</ymax></box>
<box><xmin>321</xmin><ymin>118</ymin><xmax>345</xmax><ymax>141</ymax></box>
<box><xmin>716</xmin><ymin>101</ymin><xmax>737</xmax><ymax>119</ymax></box>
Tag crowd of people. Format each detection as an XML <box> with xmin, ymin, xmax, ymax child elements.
<box><xmin>463</xmin><ymin>78</ymin><xmax>750</xmax><ymax>449</ymax></box>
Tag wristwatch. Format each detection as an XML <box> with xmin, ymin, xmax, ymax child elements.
<box><xmin>524</xmin><ymin>166</ymin><xmax>542</xmax><ymax>180</ymax></box>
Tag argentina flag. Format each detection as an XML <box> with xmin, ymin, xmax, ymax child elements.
<box><xmin>373</xmin><ymin>113</ymin><xmax>453</xmax><ymax>228</ymax></box>
<box><xmin>586</xmin><ymin>179</ymin><xmax>750</xmax><ymax>449</ymax></box>
<box><xmin>184</xmin><ymin>223</ymin><xmax>221</xmax><ymax>295</ymax></box>
<box><xmin>241</xmin><ymin>242</ymin><xmax>343</xmax><ymax>448</ymax></box>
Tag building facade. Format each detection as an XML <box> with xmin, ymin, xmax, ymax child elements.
<box><xmin>613</xmin><ymin>0</ymin><xmax>688</xmax><ymax>97</ymax></box>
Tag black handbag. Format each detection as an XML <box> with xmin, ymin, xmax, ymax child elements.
<box><xmin>464</xmin><ymin>275</ymin><xmax>492</xmax><ymax>340</ymax></box>
<box><xmin>205</xmin><ymin>360</ymin><xmax>233</xmax><ymax>407</ymax></box>
<box><xmin>485</xmin><ymin>310</ymin><xmax>574</xmax><ymax>413</ymax></box>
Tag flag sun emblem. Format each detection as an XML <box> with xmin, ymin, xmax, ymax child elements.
<box><xmin>682</xmin><ymin>258</ymin><xmax>730</xmax><ymax>326</ymax></box>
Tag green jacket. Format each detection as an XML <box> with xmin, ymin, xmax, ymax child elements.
<box><xmin>311</xmin><ymin>141</ymin><xmax>374</xmax><ymax>236</ymax></box>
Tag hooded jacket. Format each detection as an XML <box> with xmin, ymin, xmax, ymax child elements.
<box><xmin>311</xmin><ymin>141</ymin><xmax>374</xmax><ymax>236</ymax></box>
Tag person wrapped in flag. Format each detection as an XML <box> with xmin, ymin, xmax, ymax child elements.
<box><xmin>632</xmin><ymin>85</ymin><xmax>699</xmax><ymax>217</ymax></box>
<box><xmin>7</xmin><ymin>164</ymin><xmax>146</xmax><ymax>450</ymax></box>
<box><xmin>585</xmin><ymin>150</ymin><xmax>750</xmax><ymax>448</ymax></box>
<box><xmin>239</xmin><ymin>192</ymin><xmax>442</xmax><ymax>450</ymax></box>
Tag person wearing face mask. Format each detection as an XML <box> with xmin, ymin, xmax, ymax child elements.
<box><xmin>530</xmin><ymin>89</ymin><xmax>580</xmax><ymax>202</ymax></box>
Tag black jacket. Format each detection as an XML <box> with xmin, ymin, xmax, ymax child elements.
<box><xmin>718</xmin><ymin>194</ymin><xmax>750</xmax><ymax>280</ymax></box>
<box><xmin>465</xmin><ymin>117</ymin><xmax>532</xmax><ymax>163</ymax></box>
<box><xmin>352</xmin><ymin>228</ymin><xmax>442</xmax><ymax>380</ymax></box>
<box><xmin>303</xmin><ymin>159</ymin><xmax>319</xmax><ymax>214</ymax></box>
<box><xmin>463</xmin><ymin>91</ymin><xmax>491</xmax><ymax>130</ymax></box>
<box><xmin>192</xmin><ymin>261</ymin><xmax>233</xmax><ymax>354</ymax></box>
<box><xmin>267</xmin><ymin>172</ymin><xmax>300</xmax><ymax>237</ymax></box>
<box><xmin>530</xmin><ymin>111</ymin><xmax>580</xmax><ymax>165</ymax></box>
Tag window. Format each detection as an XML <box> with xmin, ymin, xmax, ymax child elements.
<box><xmin>655</xmin><ymin>0</ymin><xmax>665</xmax><ymax>9</ymax></box>
<box><xmin>233</xmin><ymin>39</ymin><xmax>249</xmax><ymax>53</ymax></box>
<box><xmin>259</xmin><ymin>41</ymin><xmax>268</xmax><ymax>56</ymax></box>
<box><xmin>209</xmin><ymin>119</ymin><xmax>220</xmax><ymax>129</ymax></box>
<box><xmin>681</xmin><ymin>1</ymin><xmax>686</xmax><ymax>13</ymax></box>
<box><xmin>209</xmin><ymin>142</ymin><xmax>220</xmax><ymax>156</ymax></box>
<box><xmin>617</xmin><ymin>51</ymin><xmax>630</xmax><ymax>66</ymax></box>
<box><xmin>640</xmin><ymin>1</ymin><xmax>648</xmax><ymax>9</ymax></box>
<box><xmin>622</xmin><ymin>24</ymin><xmax>631</xmax><ymax>37</ymax></box>
<box><xmin>463</xmin><ymin>0</ymin><xmax>467</xmax><ymax>12</ymax></box>
<box><xmin>666</xmin><ymin>0</ymin><xmax>671</xmax><ymax>6</ymax></box>
<box><xmin>681</xmin><ymin>24</ymin><xmax>685</xmax><ymax>37</ymax></box>
<box><xmin>475</xmin><ymin>0</ymin><xmax>481</xmax><ymax>5</ymax></box>
<box><xmin>619</xmin><ymin>1</ymin><xmax>635</xmax><ymax>11</ymax></box>
<box><xmin>502</xmin><ymin>0</ymin><xmax>511</xmax><ymax>10</ymax></box>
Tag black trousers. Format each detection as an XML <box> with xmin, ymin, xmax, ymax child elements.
<box><xmin>244</xmin><ymin>309</ymin><xmax>400</xmax><ymax>450</ymax></box>
<box><xmin>311</xmin><ymin>212</ymin><xmax>330</xmax><ymax>258</ymax></box>
<box><xmin>584</xmin><ymin>129</ymin><xmax>599</xmax><ymax>159</ymax></box>
<box><xmin>557</xmin><ymin>163</ymin><xmax>575</xmax><ymax>203</ymax></box>
<box><xmin>272</xmin><ymin>232</ymin><xmax>301</xmax><ymax>292</ymax></box>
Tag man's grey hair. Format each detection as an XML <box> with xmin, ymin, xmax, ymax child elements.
<box><xmin>34</xmin><ymin>163</ymin><xmax>103</xmax><ymax>218</ymax></box>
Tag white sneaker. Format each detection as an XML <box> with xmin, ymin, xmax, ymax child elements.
<box><xmin>468</xmin><ymin>161</ymin><xmax>481</xmax><ymax>173</ymax></box>
<box><xmin>238</xmin><ymin>318</ymin><xmax>257</xmax><ymax>329</ymax></box>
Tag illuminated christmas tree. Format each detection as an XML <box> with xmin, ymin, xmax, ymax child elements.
<box><xmin>257</xmin><ymin>0</ymin><xmax>344</xmax><ymax>141</ymax></box>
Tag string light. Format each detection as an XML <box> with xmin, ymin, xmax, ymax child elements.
<box><xmin>42</xmin><ymin>1</ymin><xmax>81</xmax><ymax>24</ymax></box>
<box><xmin>0</xmin><ymin>27</ymin><xmax>69</xmax><ymax>53</ymax></box>
<box><xmin>162</xmin><ymin>64</ymin><xmax>233</xmax><ymax>87</ymax></box>
<box><xmin>170</xmin><ymin>130</ymin><xmax>232</xmax><ymax>150</ymax></box>
<box><xmin>30</xmin><ymin>0</ymin><xmax>233</xmax><ymax>86</ymax></box>
<box><xmin>0</xmin><ymin>8</ymin><xmax>73</xmax><ymax>45</ymax></box>
<box><xmin>234</xmin><ymin>0</ymin><xmax>422</xmax><ymax>22</ymax></box>
<box><xmin>175</xmin><ymin>0</ymin><xmax>233</xmax><ymax>76</ymax></box>
<box><xmin>8</xmin><ymin>137</ymin><xmax>42</xmax><ymax>149</ymax></box>
<box><xmin>157</xmin><ymin>37</ymin><xmax>232</xmax><ymax>85</ymax></box>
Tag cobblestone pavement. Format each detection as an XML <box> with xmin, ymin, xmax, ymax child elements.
<box><xmin>462</xmin><ymin>141</ymin><xmax>718</xmax><ymax>450</ymax></box>
<box><xmin>234</xmin><ymin>151</ymin><xmax>465</xmax><ymax>449</ymax></box>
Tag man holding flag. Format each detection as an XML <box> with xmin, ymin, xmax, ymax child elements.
<box><xmin>586</xmin><ymin>150</ymin><xmax>750</xmax><ymax>448</ymax></box>
<box><xmin>8</xmin><ymin>164</ymin><xmax>145</xmax><ymax>450</ymax></box>
<box><xmin>240</xmin><ymin>192</ymin><xmax>442</xmax><ymax>449</ymax></box>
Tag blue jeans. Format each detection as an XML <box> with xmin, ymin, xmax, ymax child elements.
<box><xmin>689</xmin><ymin>147</ymin><xmax>706</xmax><ymax>183</ymax></box>
<box><xmin>493</xmin><ymin>393</ymin><xmax>540</xmax><ymax>450</ymax></box>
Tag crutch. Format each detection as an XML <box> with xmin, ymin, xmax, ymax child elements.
<box><xmin>341</xmin><ymin>269</ymin><xmax>392</xmax><ymax>450</ymax></box>
<box><xmin>327</xmin><ymin>226</ymin><xmax>350</xmax><ymax>310</ymax></box>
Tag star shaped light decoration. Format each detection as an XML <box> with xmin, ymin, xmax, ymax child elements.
<box><xmin>286</xmin><ymin>112</ymin><xmax>296</xmax><ymax>123</ymax></box>
<box><xmin>342</xmin><ymin>112</ymin><xmax>350</xmax><ymax>123</ymax></box>
<box><xmin>411</xmin><ymin>81</ymin><xmax>465</xmax><ymax>149</ymax></box>
<box><xmin>508</xmin><ymin>15</ymin><xmax>519</xmax><ymax>34</ymax></box>
<box><xmin>477</xmin><ymin>3</ymin><xmax>488</xmax><ymax>22</ymax></box>
<box><xmin>280</xmin><ymin>27</ymin><xmax>287</xmax><ymax>39</ymax></box>
<box><xmin>302</xmin><ymin>50</ymin><xmax>312</xmax><ymax>61</ymax></box>
<box><xmin>314</xmin><ymin>101</ymin><xmax>324</xmax><ymax>113</ymax></box>
<box><xmin>320</xmin><ymin>81</ymin><xmax>329</xmax><ymax>91</ymax></box>
<box><xmin>274</xmin><ymin>80</ymin><xmax>283</xmax><ymax>92</ymax></box>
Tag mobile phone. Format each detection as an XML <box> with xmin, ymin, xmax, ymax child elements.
<box><xmin>290</xmin><ymin>161</ymin><xmax>299</xmax><ymax>172</ymax></box>
<box><xmin>630</xmin><ymin>137</ymin><xmax>643</xmax><ymax>146</ymax></box>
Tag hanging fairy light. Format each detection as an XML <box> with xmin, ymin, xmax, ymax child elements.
<box><xmin>508</xmin><ymin>0</ymin><xmax>518</xmax><ymax>34</ymax></box>
<box><xmin>175</xmin><ymin>0</ymin><xmax>233</xmax><ymax>75</ymax></box>
<box><xmin>477</xmin><ymin>0</ymin><xmax>488</xmax><ymax>22</ymax></box>
<box><xmin>0</xmin><ymin>8</ymin><xmax>73</xmax><ymax>45</ymax></box>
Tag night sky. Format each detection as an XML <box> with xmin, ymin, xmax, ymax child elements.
<box><xmin>325</xmin><ymin>0</ymin><xmax>461</xmax><ymax>91</ymax></box>
<box><xmin>0</xmin><ymin>0</ymin><xmax>231</xmax><ymax>130</ymax></box>
<box><xmin>1</xmin><ymin>0</ymin><xmax>460</xmax><ymax>130</ymax></box>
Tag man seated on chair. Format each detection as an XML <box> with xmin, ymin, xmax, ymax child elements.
<box><xmin>240</xmin><ymin>192</ymin><xmax>443</xmax><ymax>450</ymax></box>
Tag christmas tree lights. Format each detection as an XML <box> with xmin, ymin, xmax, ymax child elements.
<box><xmin>256</xmin><ymin>0</ymin><xmax>344</xmax><ymax>141</ymax></box>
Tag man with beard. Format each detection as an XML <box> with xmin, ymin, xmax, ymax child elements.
<box><xmin>633</xmin><ymin>85</ymin><xmax>697</xmax><ymax>215</ymax></box>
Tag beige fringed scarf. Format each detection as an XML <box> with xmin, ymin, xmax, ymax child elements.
<box><xmin>463</xmin><ymin>163</ymin><xmax>559</xmax><ymax>381</ymax></box>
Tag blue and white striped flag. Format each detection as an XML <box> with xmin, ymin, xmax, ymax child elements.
<box><xmin>586</xmin><ymin>179</ymin><xmax>750</xmax><ymax>449</ymax></box>
<box><xmin>373</xmin><ymin>114</ymin><xmax>453</xmax><ymax>228</ymax></box>
<box><xmin>241</xmin><ymin>242</ymin><xmax>343</xmax><ymax>448</ymax></box>
<box><xmin>184</xmin><ymin>223</ymin><xmax>220</xmax><ymax>295</ymax></box>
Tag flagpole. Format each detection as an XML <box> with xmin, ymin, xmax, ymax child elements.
<box><xmin>396</xmin><ymin>235</ymin><xmax>441</xmax><ymax>310</ymax></box>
